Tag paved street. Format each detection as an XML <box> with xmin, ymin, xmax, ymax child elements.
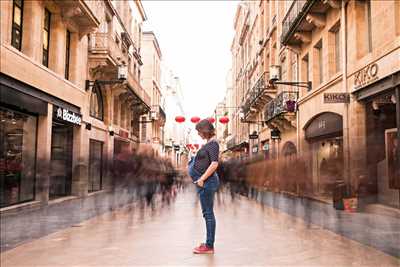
<box><xmin>1</xmin><ymin>188</ymin><xmax>399</xmax><ymax>267</ymax></box>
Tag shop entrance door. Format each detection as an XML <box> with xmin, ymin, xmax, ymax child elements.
<box><xmin>313</xmin><ymin>137</ymin><xmax>343</xmax><ymax>197</ymax></box>
<box><xmin>49</xmin><ymin>121</ymin><xmax>73</xmax><ymax>199</ymax></box>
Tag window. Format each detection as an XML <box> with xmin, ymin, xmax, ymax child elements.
<box><xmin>113</xmin><ymin>96</ymin><xmax>119</xmax><ymax>125</ymax></box>
<box><xmin>120</xmin><ymin>96</ymin><xmax>126</xmax><ymax>128</ymax></box>
<box><xmin>334</xmin><ymin>27</ymin><xmax>341</xmax><ymax>73</ymax></box>
<box><xmin>90</xmin><ymin>84</ymin><xmax>104</xmax><ymax>120</ymax></box>
<box><xmin>42</xmin><ymin>9</ymin><xmax>51</xmax><ymax>67</ymax></box>
<box><xmin>11</xmin><ymin>0</ymin><xmax>23</xmax><ymax>50</ymax></box>
<box><xmin>366</xmin><ymin>0</ymin><xmax>372</xmax><ymax>52</ymax></box>
<box><xmin>0</xmin><ymin>108</ymin><xmax>37</xmax><ymax>208</ymax></box>
<box><xmin>314</xmin><ymin>40</ymin><xmax>323</xmax><ymax>85</ymax></box>
<box><xmin>302</xmin><ymin>54</ymin><xmax>310</xmax><ymax>89</ymax></box>
<box><xmin>89</xmin><ymin>140</ymin><xmax>103</xmax><ymax>192</ymax></box>
<box><xmin>281</xmin><ymin>56</ymin><xmax>287</xmax><ymax>82</ymax></box>
<box><xmin>65</xmin><ymin>30</ymin><xmax>71</xmax><ymax>79</ymax></box>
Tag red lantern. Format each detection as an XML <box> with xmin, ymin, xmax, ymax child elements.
<box><xmin>186</xmin><ymin>144</ymin><xmax>192</xmax><ymax>149</ymax></box>
<box><xmin>175</xmin><ymin>116</ymin><xmax>185</xmax><ymax>123</ymax></box>
<box><xmin>207</xmin><ymin>117</ymin><xmax>216</xmax><ymax>123</ymax></box>
<box><xmin>219</xmin><ymin>116</ymin><xmax>229</xmax><ymax>124</ymax></box>
<box><xmin>194</xmin><ymin>144</ymin><xmax>199</xmax><ymax>149</ymax></box>
<box><xmin>190</xmin><ymin>116</ymin><xmax>201</xmax><ymax>123</ymax></box>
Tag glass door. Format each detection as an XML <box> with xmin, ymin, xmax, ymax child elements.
<box><xmin>49</xmin><ymin>121</ymin><xmax>73</xmax><ymax>199</ymax></box>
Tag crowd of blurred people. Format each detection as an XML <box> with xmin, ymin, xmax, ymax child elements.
<box><xmin>112</xmin><ymin>146</ymin><xmax>184</xmax><ymax>209</ymax></box>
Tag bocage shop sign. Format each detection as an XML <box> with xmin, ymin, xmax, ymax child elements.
<box><xmin>54</xmin><ymin>106</ymin><xmax>82</xmax><ymax>125</ymax></box>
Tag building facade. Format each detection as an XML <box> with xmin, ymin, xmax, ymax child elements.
<box><xmin>140</xmin><ymin>31</ymin><xmax>166</xmax><ymax>156</ymax></box>
<box><xmin>0</xmin><ymin>0</ymin><xmax>157</xmax><ymax>210</ymax></box>
<box><xmin>161</xmin><ymin>67</ymin><xmax>188</xmax><ymax>169</ymax></box>
<box><xmin>228</xmin><ymin>0</ymin><xmax>399</xmax><ymax>208</ymax></box>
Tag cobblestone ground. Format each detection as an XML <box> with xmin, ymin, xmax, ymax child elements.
<box><xmin>1</xmin><ymin>188</ymin><xmax>399</xmax><ymax>267</ymax></box>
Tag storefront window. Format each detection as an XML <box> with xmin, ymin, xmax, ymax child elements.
<box><xmin>89</xmin><ymin>140</ymin><xmax>103</xmax><ymax>192</ymax></box>
<box><xmin>0</xmin><ymin>108</ymin><xmax>37</xmax><ymax>208</ymax></box>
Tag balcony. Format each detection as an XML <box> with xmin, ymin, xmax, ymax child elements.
<box><xmin>264</xmin><ymin>91</ymin><xmax>298</xmax><ymax>129</ymax></box>
<box><xmin>55</xmin><ymin>0</ymin><xmax>101</xmax><ymax>36</ymax></box>
<box><xmin>151</xmin><ymin>105</ymin><xmax>166</xmax><ymax>126</ymax></box>
<box><xmin>89</xmin><ymin>33</ymin><xmax>129</xmax><ymax>70</ymax></box>
<box><xmin>242</xmin><ymin>72</ymin><xmax>276</xmax><ymax>119</ymax></box>
<box><xmin>281</xmin><ymin>0</ymin><xmax>338</xmax><ymax>46</ymax></box>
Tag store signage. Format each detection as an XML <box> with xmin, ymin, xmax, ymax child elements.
<box><xmin>54</xmin><ymin>106</ymin><xmax>81</xmax><ymax>125</ymax></box>
<box><xmin>324</xmin><ymin>93</ymin><xmax>350</xmax><ymax>103</ymax></box>
<box><xmin>271</xmin><ymin>129</ymin><xmax>281</xmax><ymax>140</ymax></box>
<box><xmin>252</xmin><ymin>146</ymin><xmax>258</xmax><ymax>153</ymax></box>
<box><xmin>305</xmin><ymin>112</ymin><xmax>343</xmax><ymax>140</ymax></box>
<box><xmin>173</xmin><ymin>145</ymin><xmax>180</xmax><ymax>151</ymax></box>
<box><xmin>249</xmin><ymin>133</ymin><xmax>259</xmax><ymax>139</ymax></box>
<box><xmin>354</xmin><ymin>63</ymin><xmax>379</xmax><ymax>90</ymax></box>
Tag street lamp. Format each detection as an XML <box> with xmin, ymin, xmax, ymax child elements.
<box><xmin>269</xmin><ymin>65</ymin><xmax>312</xmax><ymax>90</ymax></box>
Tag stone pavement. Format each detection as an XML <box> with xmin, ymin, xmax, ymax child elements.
<box><xmin>1</xmin><ymin>188</ymin><xmax>399</xmax><ymax>267</ymax></box>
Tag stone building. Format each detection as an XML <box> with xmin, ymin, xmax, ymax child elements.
<box><xmin>0</xmin><ymin>0</ymin><xmax>154</xmax><ymax>210</ymax></box>
<box><xmin>228</xmin><ymin>0</ymin><xmax>399</xmax><ymax>208</ymax></box>
<box><xmin>140</xmin><ymin>31</ymin><xmax>166</xmax><ymax>156</ymax></box>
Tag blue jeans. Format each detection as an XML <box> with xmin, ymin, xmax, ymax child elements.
<box><xmin>197</xmin><ymin>174</ymin><xmax>219</xmax><ymax>248</ymax></box>
<box><xmin>188</xmin><ymin>157</ymin><xmax>220</xmax><ymax>248</ymax></box>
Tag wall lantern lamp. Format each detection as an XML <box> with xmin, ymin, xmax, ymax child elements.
<box><xmin>85</xmin><ymin>64</ymin><xmax>128</xmax><ymax>91</ymax></box>
<box><xmin>269</xmin><ymin>65</ymin><xmax>312</xmax><ymax>90</ymax></box>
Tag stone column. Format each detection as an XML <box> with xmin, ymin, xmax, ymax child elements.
<box><xmin>49</xmin><ymin>13</ymin><xmax>65</xmax><ymax>76</ymax></box>
<box><xmin>69</xmin><ymin>32</ymin><xmax>80</xmax><ymax>85</ymax></box>
<box><xmin>71</xmin><ymin>123</ymin><xmax>89</xmax><ymax>197</ymax></box>
<box><xmin>35</xmin><ymin>104</ymin><xmax>53</xmax><ymax>204</ymax></box>
<box><xmin>348</xmin><ymin>101</ymin><xmax>368</xmax><ymax>195</ymax></box>
<box><xmin>21</xmin><ymin>0</ymin><xmax>42</xmax><ymax>62</ymax></box>
<box><xmin>0</xmin><ymin>1</ymin><xmax>12</xmax><ymax>45</ymax></box>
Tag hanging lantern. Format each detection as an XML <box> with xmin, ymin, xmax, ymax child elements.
<box><xmin>186</xmin><ymin>144</ymin><xmax>192</xmax><ymax>149</ymax></box>
<box><xmin>207</xmin><ymin>117</ymin><xmax>216</xmax><ymax>123</ymax></box>
<box><xmin>219</xmin><ymin>116</ymin><xmax>229</xmax><ymax>124</ymax></box>
<box><xmin>190</xmin><ymin>116</ymin><xmax>201</xmax><ymax>123</ymax></box>
<box><xmin>194</xmin><ymin>144</ymin><xmax>199</xmax><ymax>149</ymax></box>
<box><xmin>175</xmin><ymin>116</ymin><xmax>185</xmax><ymax>123</ymax></box>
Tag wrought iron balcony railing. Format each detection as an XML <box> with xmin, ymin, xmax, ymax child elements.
<box><xmin>264</xmin><ymin>91</ymin><xmax>298</xmax><ymax>122</ymax></box>
<box><xmin>242</xmin><ymin>72</ymin><xmax>274</xmax><ymax>118</ymax></box>
<box><xmin>281</xmin><ymin>0</ymin><xmax>315</xmax><ymax>45</ymax></box>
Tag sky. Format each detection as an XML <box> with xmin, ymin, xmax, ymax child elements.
<box><xmin>142</xmin><ymin>0</ymin><xmax>238</xmax><ymax>120</ymax></box>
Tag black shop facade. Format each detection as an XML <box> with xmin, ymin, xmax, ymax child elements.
<box><xmin>0</xmin><ymin>74</ymin><xmax>82</xmax><ymax>208</ymax></box>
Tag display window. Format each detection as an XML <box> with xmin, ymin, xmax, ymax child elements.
<box><xmin>89</xmin><ymin>140</ymin><xmax>103</xmax><ymax>192</ymax></box>
<box><xmin>0</xmin><ymin>107</ymin><xmax>37</xmax><ymax>208</ymax></box>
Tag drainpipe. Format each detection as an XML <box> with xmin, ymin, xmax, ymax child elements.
<box><xmin>342</xmin><ymin>1</ymin><xmax>351</xmax><ymax>195</ymax></box>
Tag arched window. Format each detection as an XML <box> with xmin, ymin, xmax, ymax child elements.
<box><xmin>282</xmin><ymin>141</ymin><xmax>297</xmax><ymax>157</ymax></box>
<box><xmin>90</xmin><ymin>84</ymin><xmax>104</xmax><ymax>120</ymax></box>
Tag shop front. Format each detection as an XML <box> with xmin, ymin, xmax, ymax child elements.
<box><xmin>50</xmin><ymin>106</ymin><xmax>81</xmax><ymax>199</ymax></box>
<box><xmin>304</xmin><ymin>112</ymin><xmax>344</xmax><ymax>197</ymax></box>
<box><xmin>353</xmin><ymin>70</ymin><xmax>400</xmax><ymax>208</ymax></box>
<box><xmin>0</xmin><ymin>75</ymin><xmax>47</xmax><ymax>208</ymax></box>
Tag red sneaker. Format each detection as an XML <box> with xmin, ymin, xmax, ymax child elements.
<box><xmin>193</xmin><ymin>243</ymin><xmax>214</xmax><ymax>254</ymax></box>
